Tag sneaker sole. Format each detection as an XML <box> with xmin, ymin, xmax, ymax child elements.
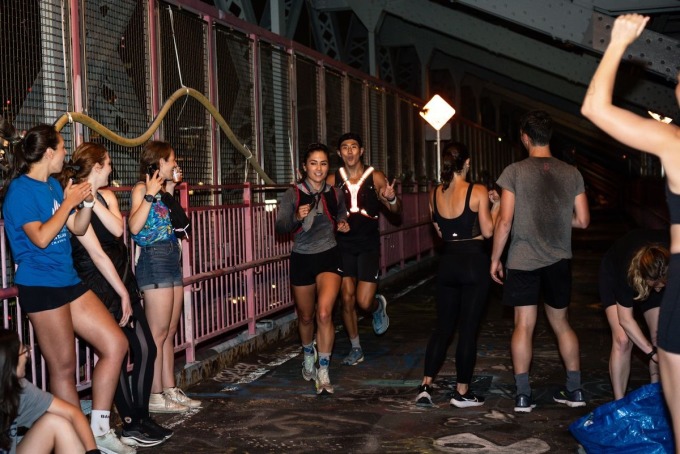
<box><xmin>149</xmin><ymin>406</ymin><xmax>189</xmax><ymax>414</ymax></box>
<box><xmin>553</xmin><ymin>397</ymin><xmax>586</xmax><ymax>408</ymax></box>
<box><xmin>97</xmin><ymin>445</ymin><xmax>135</xmax><ymax>454</ymax></box>
<box><xmin>450</xmin><ymin>399</ymin><xmax>484</xmax><ymax>408</ymax></box>
<box><xmin>317</xmin><ymin>388</ymin><xmax>334</xmax><ymax>395</ymax></box>
<box><xmin>514</xmin><ymin>404</ymin><xmax>536</xmax><ymax>413</ymax></box>
<box><xmin>121</xmin><ymin>435</ymin><xmax>166</xmax><ymax>448</ymax></box>
<box><xmin>416</xmin><ymin>399</ymin><xmax>434</xmax><ymax>408</ymax></box>
<box><xmin>373</xmin><ymin>295</ymin><xmax>389</xmax><ymax>335</ymax></box>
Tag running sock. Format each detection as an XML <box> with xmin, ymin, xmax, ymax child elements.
<box><xmin>318</xmin><ymin>353</ymin><xmax>331</xmax><ymax>369</ymax></box>
<box><xmin>90</xmin><ymin>409</ymin><xmax>111</xmax><ymax>436</ymax></box>
<box><xmin>566</xmin><ymin>370</ymin><xmax>581</xmax><ymax>392</ymax></box>
<box><xmin>303</xmin><ymin>342</ymin><xmax>315</xmax><ymax>355</ymax></box>
<box><xmin>350</xmin><ymin>336</ymin><xmax>361</xmax><ymax>350</ymax></box>
<box><xmin>514</xmin><ymin>373</ymin><xmax>531</xmax><ymax>397</ymax></box>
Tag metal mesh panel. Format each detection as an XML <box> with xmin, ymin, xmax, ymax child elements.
<box><xmin>368</xmin><ymin>86</ymin><xmax>385</xmax><ymax>171</ymax></box>
<box><xmin>1</xmin><ymin>0</ymin><xmax>72</xmax><ymax>146</ymax></box>
<box><xmin>384</xmin><ymin>92</ymin><xmax>398</xmax><ymax>180</ymax></box>
<box><xmin>295</xmin><ymin>57</ymin><xmax>321</xmax><ymax>153</ymax></box>
<box><xmin>215</xmin><ymin>27</ymin><xmax>256</xmax><ymax>188</ymax></box>
<box><xmin>259</xmin><ymin>42</ymin><xmax>293</xmax><ymax>184</ymax></box>
<box><xmin>398</xmin><ymin>98</ymin><xmax>412</xmax><ymax>182</ymax></box>
<box><xmin>348</xmin><ymin>77</ymin><xmax>365</xmax><ymax>139</ymax></box>
<box><xmin>324</xmin><ymin>68</ymin><xmax>344</xmax><ymax>170</ymax></box>
<box><xmin>82</xmin><ymin>0</ymin><xmax>150</xmax><ymax>209</ymax></box>
<box><xmin>159</xmin><ymin>3</ymin><xmax>212</xmax><ymax>204</ymax></box>
<box><xmin>413</xmin><ymin>104</ymin><xmax>429</xmax><ymax>185</ymax></box>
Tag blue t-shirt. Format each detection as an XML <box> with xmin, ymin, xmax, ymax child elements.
<box><xmin>2</xmin><ymin>175</ymin><xmax>80</xmax><ymax>286</ymax></box>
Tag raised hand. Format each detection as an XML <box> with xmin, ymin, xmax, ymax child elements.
<box><xmin>611</xmin><ymin>14</ymin><xmax>649</xmax><ymax>47</ymax></box>
<box><xmin>382</xmin><ymin>178</ymin><xmax>397</xmax><ymax>202</ymax></box>
<box><xmin>145</xmin><ymin>170</ymin><xmax>164</xmax><ymax>197</ymax></box>
<box><xmin>64</xmin><ymin>179</ymin><xmax>93</xmax><ymax>209</ymax></box>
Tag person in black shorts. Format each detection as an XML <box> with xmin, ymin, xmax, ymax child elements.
<box><xmin>0</xmin><ymin>120</ymin><xmax>129</xmax><ymax>452</ymax></box>
<box><xmin>327</xmin><ymin>133</ymin><xmax>401</xmax><ymax>367</ymax></box>
<box><xmin>276</xmin><ymin>143</ymin><xmax>349</xmax><ymax>394</ymax></box>
<box><xmin>490</xmin><ymin>111</ymin><xmax>590</xmax><ymax>413</ymax></box>
<box><xmin>600</xmin><ymin>229</ymin><xmax>668</xmax><ymax>400</ymax></box>
<box><xmin>582</xmin><ymin>13</ymin><xmax>680</xmax><ymax>441</ymax></box>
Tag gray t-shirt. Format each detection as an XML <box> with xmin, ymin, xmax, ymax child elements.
<box><xmin>2</xmin><ymin>379</ymin><xmax>53</xmax><ymax>454</ymax></box>
<box><xmin>496</xmin><ymin>156</ymin><xmax>585</xmax><ymax>271</ymax></box>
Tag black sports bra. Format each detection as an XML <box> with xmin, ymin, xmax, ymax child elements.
<box><xmin>667</xmin><ymin>184</ymin><xmax>680</xmax><ymax>225</ymax></box>
<box><xmin>432</xmin><ymin>184</ymin><xmax>480</xmax><ymax>240</ymax></box>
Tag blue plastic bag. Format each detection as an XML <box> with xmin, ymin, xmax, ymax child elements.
<box><xmin>569</xmin><ymin>383</ymin><xmax>674</xmax><ymax>453</ymax></box>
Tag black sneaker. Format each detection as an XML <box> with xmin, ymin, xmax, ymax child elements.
<box><xmin>140</xmin><ymin>417</ymin><xmax>173</xmax><ymax>439</ymax></box>
<box><xmin>514</xmin><ymin>394</ymin><xmax>536</xmax><ymax>413</ymax></box>
<box><xmin>415</xmin><ymin>384</ymin><xmax>434</xmax><ymax>407</ymax></box>
<box><xmin>450</xmin><ymin>390</ymin><xmax>485</xmax><ymax>408</ymax></box>
<box><xmin>121</xmin><ymin>422</ymin><xmax>167</xmax><ymax>447</ymax></box>
<box><xmin>553</xmin><ymin>387</ymin><xmax>586</xmax><ymax>408</ymax></box>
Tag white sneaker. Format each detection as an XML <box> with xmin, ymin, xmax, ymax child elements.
<box><xmin>164</xmin><ymin>387</ymin><xmax>202</xmax><ymax>408</ymax></box>
<box><xmin>315</xmin><ymin>368</ymin><xmax>334</xmax><ymax>395</ymax></box>
<box><xmin>149</xmin><ymin>392</ymin><xmax>189</xmax><ymax>413</ymax></box>
<box><xmin>96</xmin><ymin>429</ymin><xmax>137</xmax><ymax>454</ymax></box>
<box><xmin>302</xmin><ymin>344</ymin><xmax>318</xmax><ymax>381</ymax></box>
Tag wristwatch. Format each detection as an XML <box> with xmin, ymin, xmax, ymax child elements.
<box><xmin>144</xmin><ymin>194</ymin><xmax>155</xmax><ymax>203</ymax></box>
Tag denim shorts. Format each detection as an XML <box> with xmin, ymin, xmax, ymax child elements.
<box><xmin>135</xmin><ymin>241</ymin><xmax>183</xmax><ymax>291</ymax></box>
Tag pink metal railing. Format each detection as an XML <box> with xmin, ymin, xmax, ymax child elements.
<box><xmin>2</xmin><ymin>182</ymin><xmax>433</xmax><ymax>390</ymax></box>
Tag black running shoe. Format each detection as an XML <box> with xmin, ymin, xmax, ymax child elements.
<box><xmin>450</xmin><ymin>390</ymin><xmax>485</xmax><ymax>408</ymax></box>
<box><xmin>140</xmin><ymin>417</ymin><xmax>173</xmax><ymax>439</ymax></box>
<box><xmin>121</xmin><ymin>422</ymin><xmax>167</xmax><ymax>447</ymax></box>
<box><xmin>553</xmin><ymin>387</ymin><xmax>586</xmax><ymax>408</ymax></box>
<box><xmin>415</xmin><ymin>384</ymin><xmax>434</xmax><ymax>407</ymax></box>
<box><xmin>514</xmin><ymin>393</ymin><xmax>536</xmax><ymax>413</ymax></box>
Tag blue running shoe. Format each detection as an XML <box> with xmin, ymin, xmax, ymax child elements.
<box><xmin>341</xmin><ymin>347</ymin><xmax>364</xmax><ymax>366</ymax></box>
<box><xmin>302</xmin><ymin>345</ymin><xmax>317</xmax><ymax>381</ymax></box>
<box><xmin>553</xmin><ymin>387</ymin><xmax>586</xmax><ymax>408</ymax></box>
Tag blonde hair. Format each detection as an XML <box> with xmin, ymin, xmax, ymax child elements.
<box><xmin>627</xmin><ymin>244</ymin><xmax>669</xmax><ymax>301</ymax></box>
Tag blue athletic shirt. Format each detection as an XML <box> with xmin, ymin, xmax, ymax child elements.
<box><xmin>2</xmin><ymin>175</ymin><xmax>80</xmax><ymax>287</ymax></box>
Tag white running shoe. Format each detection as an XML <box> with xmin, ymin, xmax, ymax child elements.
<box><xmin>148</xmin><ymin>392</ymin><xmax>189</xmax><ymax>414</ymax></box>
<box><xmin>302</xmin><ymin>344</ymin><xmax>318</xmax><ymax>381</ymax></box>
<box><xmin>316</xmin><ymin>368</ymin><xmax>334</xmax><ymax>395</ymax></box>
<box><xmin>164</xmin><ymin>387</ymin><xmax>202</xmax><ymax>408</ymax></box>
<box><xmin>96</xmin><ymin>429</ymin><xmax>137</xmax><ymax>454</ymax></box>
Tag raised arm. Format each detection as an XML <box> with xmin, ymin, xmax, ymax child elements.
<box><xmin>128</xmin><ymin>172</ymin><xmax>164</xmax><ymax>235</ymax></box>
<box><xmin>581</xmin><ymin>14</ymin><xmax>680</xmax><ymax>159</ymax></box>
<box><xmin>91</xmin><ymin>189</ymin><xmax>124</xmax><ymax>238</ymax></box>
<box><xmin>373</xmin><ymin>170</ymin><xmax>401</xmax><ymax>214</ymax></box>
<box><xmin>24</xmin><ymin>180</ymin><xmax>91</xmax><ymax>248</ymax></box>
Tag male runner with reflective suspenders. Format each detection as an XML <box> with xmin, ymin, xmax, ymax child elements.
<box><xmin>327</xmin><ymin>132</ymin><xmax>402</xmax><ymax>366</ymax></box>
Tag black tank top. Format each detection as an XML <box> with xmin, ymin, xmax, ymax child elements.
<box><xmin>667</xmin><ymin>184</ymin><xmax>680</xmax><ymax>224</ymax></box>
<box><xmin>433</xmin><ymin>183</ymin><xmax>480</xmax><ymax>240</ymax></box>
<box><xmin>70</xmin><ymin>192</ymin><xmax>141</xmax><ymax>320</ymax></box>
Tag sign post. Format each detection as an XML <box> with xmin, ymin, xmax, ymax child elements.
<box><xmin>419</xmin><ymin>95</ymin><xmax>455</xmax><ymax>182</ymax></box>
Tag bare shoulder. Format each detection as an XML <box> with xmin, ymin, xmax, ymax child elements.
<box><xmin>99</xmin><ymin>188</ymin><xmax>119</xmax><ymax>204</ymax></box>
<box><xmin>372</xmin><ymin>169</ymin><xmax>388</xmax><ymax>187</ymax></box>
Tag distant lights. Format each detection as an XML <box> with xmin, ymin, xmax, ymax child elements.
<box><xmin>648</xmin><ymin>111</ymin><xmax>673</xmax><ymax>124</ymax></box>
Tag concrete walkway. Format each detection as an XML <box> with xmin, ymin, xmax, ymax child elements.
<box><xmin>142</xmin><ymin>211</ymin><xmax>655</xmax><ymax>453</ymax></box>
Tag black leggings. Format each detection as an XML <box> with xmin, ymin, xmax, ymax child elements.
<box><xmin>114</xmin><ymin>303</ymin><xmax>157</xmax><ymax>423</ymax></box>
<box><xmin>423</xmin><ymin>241</ymin><xmax>490</xmax><ymax>384</ymax></box>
